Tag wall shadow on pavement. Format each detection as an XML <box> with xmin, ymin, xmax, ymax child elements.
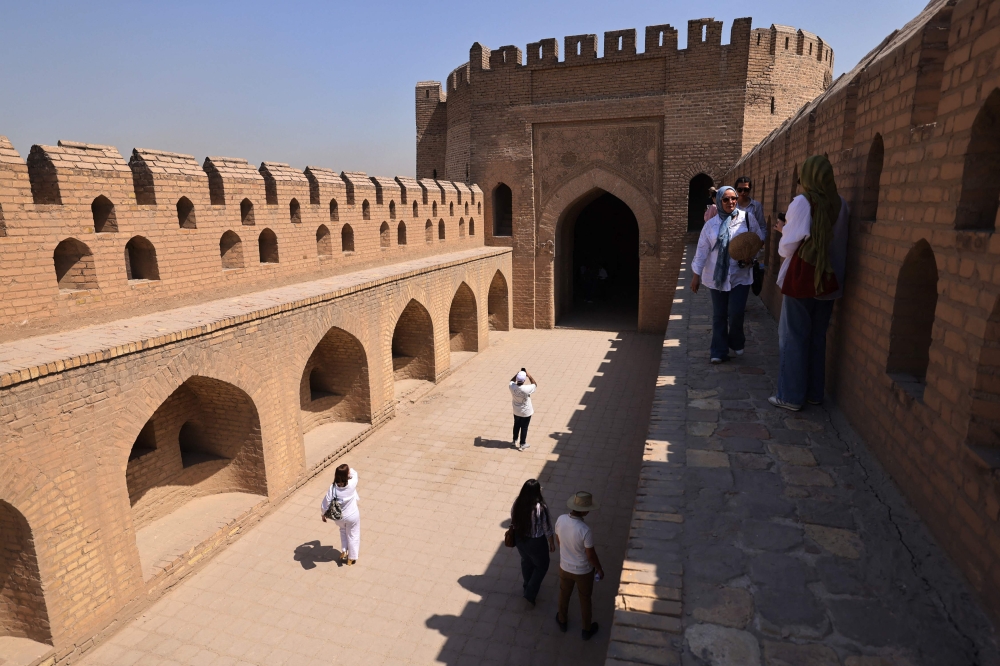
<box><xmin>424</xmin><ymin>322</ymin><xmax>662</xmax><ymax>665</ymax></box>
<box><xmin>293</xmin><ymin>540</ymin><xmax>341</xmax><ymax>570</ymax></box>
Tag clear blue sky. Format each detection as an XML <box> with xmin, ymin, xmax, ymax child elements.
<box><xmin>0</xmin><ymin>1</ymin><xmax>927</xmax><ymax>177</ymax></box>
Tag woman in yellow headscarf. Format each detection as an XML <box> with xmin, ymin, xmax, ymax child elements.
<box><xmin>769</xmin><ymin>155</ymin><xmax>850</xmax><ymax>411</ymax></box>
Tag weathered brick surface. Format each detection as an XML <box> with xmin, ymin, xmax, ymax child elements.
<box><xmin>723</xmin><ymin>0</ymin><xmax>1000</xmax><ymax>625</ymax></box>
<box><xmin>0</xmin><ymin>240</ymin><xmax>511</xmax><ymax>661</ymax></box>
<box><xmin>0</xmin><ymin>139</ymin><xmax>485</xmax><ymax>343</ymax></box>
<box><xmin>418</xmin><ymin>19</ymin><xmax>832</xmax><ymax>333</ymax></box>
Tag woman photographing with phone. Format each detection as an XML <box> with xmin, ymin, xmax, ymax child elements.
<box><xmin>321</xmin><ymin>463</ymin><xmax>361</xmax><ymax>565</ymax></box>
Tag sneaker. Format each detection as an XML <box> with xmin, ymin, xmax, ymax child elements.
<box><xmin>807</xmin><ymin>399</ymin><xmax>823</xmax><ymax>406</ymax></box>
<box><xmin>519</xmin><ymin>442</ymin><xmax>530</xmax><ymax>451</ymax></box>
<box><xmin>734</xmin><ymin>349</ymin><xmax>744</xmax><ymax>356</ymax></box>
<box><xmin>512</xmin><ymin>440</ymin><xmax>518</xmax><ymax>449</ymax></box>
<box><xmin>710</xmin><ymin>357</ymin><xmax>723</xmax><ymax>365</ymax></box>
<box><xmin>555</xmin><ymin>613</ymin><xmax>567</xmax><ymax>633</ymax></box>
<box><xmin>768</xmin><ymin>395</ymin><xmax>802</xmax><ymax>412</ymax></box>
<box><xmin>582</xmin><ymin>622</ymin><xmax>599</xmax><ymax>640</ymax></box>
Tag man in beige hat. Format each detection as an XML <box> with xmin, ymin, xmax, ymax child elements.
<box><xmin>554</xmin><ymin>491</ymin><xmax>604</xmax><ymax>640</ymax></box>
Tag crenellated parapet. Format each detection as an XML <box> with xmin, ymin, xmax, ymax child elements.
<box><xmin>416</xmin><ymin>16</ymin><xmax>833</xmax><ymax>182</ymax></box>
<box><xmin>0</xmin><ymin>134</ymin><xmax>485</xmax><ymax>342</ymax></box>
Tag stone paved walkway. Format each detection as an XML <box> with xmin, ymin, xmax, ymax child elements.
<box><xmin>79</xmin><ymin>322</ymin><xmax>662</xmax><ymax>666</ymax></box>
<box><xmin>606</xmin><ymin>249</ymin><xmax>1000</xmax><ymax>666</ymax></box>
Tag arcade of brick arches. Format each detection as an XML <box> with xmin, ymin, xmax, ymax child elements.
<box><xmin>4</xmin><ymin>1</ymin><xmax>1000</xmax><ymax>664</ymax></box>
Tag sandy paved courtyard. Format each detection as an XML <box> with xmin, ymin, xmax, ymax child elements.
<box><xmin>80</xmin><ymin>323</ymin><xmax>662</xmax><ymax>666</ymax></box>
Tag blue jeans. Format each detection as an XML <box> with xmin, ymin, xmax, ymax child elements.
<box><xmin>777</xmin><ymin>296</ymin><xmax>835</xmax><ymax>406</ymax></box>
<box><xmin>515</xmin><ymin>535</ymin><xmax>550</xmax><ymax>603</ymax></box>
<box><xmin>709</xmin><ymin>284</ymin><xmax>751</xmax><ymax>360</ymax></box>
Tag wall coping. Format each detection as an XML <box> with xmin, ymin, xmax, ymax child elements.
<box><xmin>0</xmin><ymin>247</ymin><xmax>511</xmax><ymax>389</ymax></box>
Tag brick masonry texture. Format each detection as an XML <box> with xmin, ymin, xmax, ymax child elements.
<box><xmin>417</xmin><ymin>19</ymin><xmax>832</xmax><ymax>333</ymax></box>
<box><xmin>0</xmin><ymin>137</ymin><xmax>485</xmax><ymax>343</ymax></box>
<box><xmin>0</xmin><ymin>214</ymin><xmax>510</xmax><ymax>663</ymax></box>
<box><xmin>721</xmin><ymin>0</ymin><xmax>1000</xmax><ymax>628</ymax></box>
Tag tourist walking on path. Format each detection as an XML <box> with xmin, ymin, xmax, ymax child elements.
<box><xmin>735</xmin><ymin>176</ymin><xmax>764</xmax><ymax>230</ymax></box>
<box><xmin>510</xmin><ymin>479</ymin><xmax>555</xmax><ymax>606</ymax></box>
<box><xmin>770</xmin><ymin>155</ymin><xmax>850</xmax><ymax>411</ymax></box>
<box><xmin>691</xmin><ymin>186</ymin><xmax>765</xmax><ymax>363</ymax></box>
<box><xmin>320</xmin><ymin>464</ymin><xmax>361</xmax><ymax>565</ymax></box>
<box><xmin>703</xmin><ymin>186</ymin><xmax>718</xmax><ymax>223</ymax></box>
<box><xmin>554</xmin><ymin>491</ymin><xmax>604</xmax><ymax>640</ymax></box>
<box><xmin>509</xmin><ymin>369</ymin><xmax>536</xmax><ymax>451</ymax></box>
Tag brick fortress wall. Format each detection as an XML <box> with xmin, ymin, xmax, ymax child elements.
<box><xmin>0</xmin><ymin>131</ymin><xmax>513</xmax><ymax>662</ymax></box>
<box><xmin>417</xmin><ymin>18</ymin><xmax>832</xmax><ymax>333</ymax></box>
<box><xmin>0</xmin><ymin>137</ymin><xmax>486</xmax><ymax>342</ymax></box>
<box><xmin>724</xmin><ymin>0</ymin><xmax>1000</xmax><ymax>622</ymax></box>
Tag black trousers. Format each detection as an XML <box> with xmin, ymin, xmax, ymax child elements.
<box><xmin>515</xmin><ymin>534</ymin><xmax>550</xmax><ymax>603</ymax></box>
<box><xmin>513</xmin><ymin>415</ymin><xmax>531</xmax><ymax>444</ymax></box>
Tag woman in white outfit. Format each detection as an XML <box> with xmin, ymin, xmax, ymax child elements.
<box><xmin>321</xmin><ymin>464</ymin><xmax>361</xmax><ymax>565</ymax></box>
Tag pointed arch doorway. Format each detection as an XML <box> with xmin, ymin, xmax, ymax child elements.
<box><xmin>554</xmin><ymin>190</ymin><xmax>639</xmax><ymax>327</ymax></box>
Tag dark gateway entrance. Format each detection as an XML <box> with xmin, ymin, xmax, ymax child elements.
<box><xmin>555</xmin><ymin>191</ymin><xmax>639</xmax><ymax>327</ymax></box>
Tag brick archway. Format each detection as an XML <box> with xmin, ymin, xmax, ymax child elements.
<box><xmin>536</xmin><ymin>168</ymin><xmax>659</xmax><ymax>330</ymax></box>
<box><xmin>0</xmin><ymin>496</ymin><xmax>52</xmax><ymax>646</ymax></box>
<box><xmin>299</xmin><ymin>327</ymin><xmax>372</xmax><ymax>433</ymax></box>
<box><xmin>448</xmin><ymin>282</ymin><xmax>479</xmax><ymax>353</ymax></box>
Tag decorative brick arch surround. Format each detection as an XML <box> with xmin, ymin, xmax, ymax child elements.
<box><xmin>535</xmin><ymin>167</ymin><xmax>659</xmax><ymax>330</ymax></box>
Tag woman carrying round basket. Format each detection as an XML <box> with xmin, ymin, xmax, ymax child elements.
<box><xmin>691</xmin><ymin>186</ymin><xmax>765</xmax><ymax>364</ymax></box>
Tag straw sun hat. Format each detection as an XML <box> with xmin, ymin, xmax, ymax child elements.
<box><xmin>567</xmin><ymin>491</ymin><xmax>600</xmax><ymax>512</ymax></box>
<box><xmin>728</xmin><ymin>230</ymin><xmax>763</xmax><ymax>264</ymax></box>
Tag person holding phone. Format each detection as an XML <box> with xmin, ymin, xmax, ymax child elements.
<box><xmin>509</xmin><ymin>368</ymin><xmax>536</xmax><ymax>451</ymax></box>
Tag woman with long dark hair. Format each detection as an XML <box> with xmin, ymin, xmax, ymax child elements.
<box><xmin>321</xmin><ymin>463</ymin><xmax>361</xmax><ymax>565</ymax></box>
<box><xmin>510</xmin><ymin>479</ymin><xmax>555</xmax><ymax>605</ymax></box>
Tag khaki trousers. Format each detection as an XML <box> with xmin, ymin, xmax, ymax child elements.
<box><xmin>558</xmin><ymin>567</ymin><xmax>594</xmax><ymax>629</ymax></box>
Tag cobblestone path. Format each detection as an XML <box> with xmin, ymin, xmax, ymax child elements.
<box><xmin>606</xmin><ymin>251</ymin><xmax>999</xmax><ymax>666</ymax></box>
<box><xmin>79</xmin><ymin>324</ymin><xmax>662</xmax><ymax>666</ymax></box>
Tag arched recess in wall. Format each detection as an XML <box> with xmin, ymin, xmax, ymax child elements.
<box><xmin>125</xmin><ymin>236</ymin><xmax>160</xmax><ymax>281</ymax></box>
<box><xmin>258</xmin><ymin>228</ymin><xmax>279</xmax><ymax>264</ymax></box>
<box><xmin>687</xmin><ymin>173</ymin><xmax>714</xmax><ymax>232</ymax></box>
<box><xmin>449</xmin><ymin>202</ymin><xmax>454</xmax><ymax>217</ymax></box>
<box><xmin>362</xmin><ymin>200</ymin><xmax>370</xmax><ymax>220</ymax></box>
<box><xmin>299</xmin><ymin>327</ymin><xmax>372</xmax><ymax>437</ymax></box>
<box><xmin>220</xmin><ymin>231</ymin><xmax>244</xmax><ymax>270</ymax></box>
<box><xmin>449</xmin><ymin>282</ymin><xmax>479</xmax><ymax>353</ymax></box>
<box><xmin>469</xmin><ymin>218</ymin><xmax>475</xmax><ymax>236</ymax></box>
<box><xmin>412</xmin><ymin>201</ymin><xmax>418</xmax><ymax>218</ymax></box>
<box><xmin>425</xmin><ymin>219</ymin><xmax>433</xmax><ymax>243</ymax></box>
<box><xmin>92</xmin><ymin>195</ymin><xmax>117</xmax><ymax>233</ymax></box>
<box><xmin>968</xmin><ymin>296</ymin><xmax>1000</xmax><ymax>453</ymax></box>
<box><xmin>289</xmin><ymin>199</ymin><xmax>301</xmax><ymax>224</ymax></box>
<box><xmin>341</xmin><ymin>224</ymin><xmax>354</xmax><ymax>253</ymax></box>
<box><xmin>389</xmin><ymin>201</ymin><xmax>396</xmax><ymax>219</ymax></box>
<box><xmin>397</xmin><ymin>221</ymin><xmax>407</xmax><ymax>246</ymax></box>
<box><xmin>438</xmin><ymin>219</ymin><xmax>446</xmax><ymax>240</ymax></box>
<box><xmin>465</xmin><ymin>202</ymin><xmax>469</xmax><ymax>216</ymax></box>
<box><xmin>886</xmin><ymin>239</ymin><xmax>938</xmax><ymax>400</ymax></box>
<box><xmin>53</xmin><ymin>238</ymin><xmax>98</xmax><ymax>291</ymax></box>
<box><xmin>459</xmin><ymin>218</ymin><xmax>466</xmax><ymax>238</ymax></box>
<box><xmin>493</xmin><ymin>183</ymin><xmax>513</xmax><ymax>236</ymax></box>
<box><xmin>910</xmin><ymin>2</ymin><xmax>954</xmax><ymax>127</ymax></box>
<box><xmin>861</xmin><ymin>134</ymin><xmax>884</xmax><ymax>222</ymax></box>
<box><xmin>380</xmin><ymin>222</ymin><xmax>390</xmax><ymax>248</ymax></box>
<box><xmin>391</xmin><ymin>299</ymin><xmax>435</xmax><ymax>384</ymax></box>
<box><xmin>488</xmin><ymin>270</ymin><xmax>510</xmax><ymax>331</ymax></box>
<box><xmin>241</xmin><ymin>199</ymin><xmax>255</xmax><ymax>226</ymax></box>
<box><xmin>432</xmin><ymin>201</ymin><xmax>438</xmax><ymax>218</ymax></box>
<box><xmin>177</xmin><ymin>197</ymin><xmax>196</xmax><ymax>229</ymax></box>
<box><xmin>316</xmin><ymin>225</ymin><xmax>332</xmax><ymax>257</ymax></box>
<box><xmin>0</xmin><ymin>203</ymin><xmax>6</xmax><ymax>237</ymax></box>
<box><xmin>329</xmin><ymin>199</ymin><xmax>339</xmax><ymax>222</ymax></box>
<box><xmin>125</xmin><ymin>376</ymin><xmax>268</xmax><ymax>571</ymax></box>
<box><xmin>957</xmin><ymin>89</ymin><xmax>1000</xmax><ymax>232</ymax></box>
<box><xmin>0</xmin><ymin>500</ymin><xmax>52</xmax><ymax>644</ymax></box>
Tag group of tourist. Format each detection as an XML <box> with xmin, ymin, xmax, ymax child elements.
<box><xmin>692</xmin><ymin>154</ymin><xmax>850</xmax><ymax>411</ymax></box>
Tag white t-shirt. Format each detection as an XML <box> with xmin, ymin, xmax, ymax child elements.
<box><xmin>509</xmin><ymin>381</ymin><xmax>536</xmax><ymax>417</ymax></box>
<box><xmin>555</xmin><ymin>513</ymin><xmax>594</xmax><ymax>575</ymax></box>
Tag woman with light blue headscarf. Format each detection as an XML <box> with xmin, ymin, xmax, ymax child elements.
<box><xmin>691</xmin><ymin>185</ymin><xmax>765</xmax><ymax>363</ymax></box>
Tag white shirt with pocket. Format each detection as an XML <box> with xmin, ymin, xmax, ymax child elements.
<box><xmin>509</xmin><ymin>381</ymin><xmax>536</xmax><ymax>417</ymax></box>
<box><xmin>555</xmin><ymin>513</ymin><xmax>594</xmax><ymax>575</ymax></box>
